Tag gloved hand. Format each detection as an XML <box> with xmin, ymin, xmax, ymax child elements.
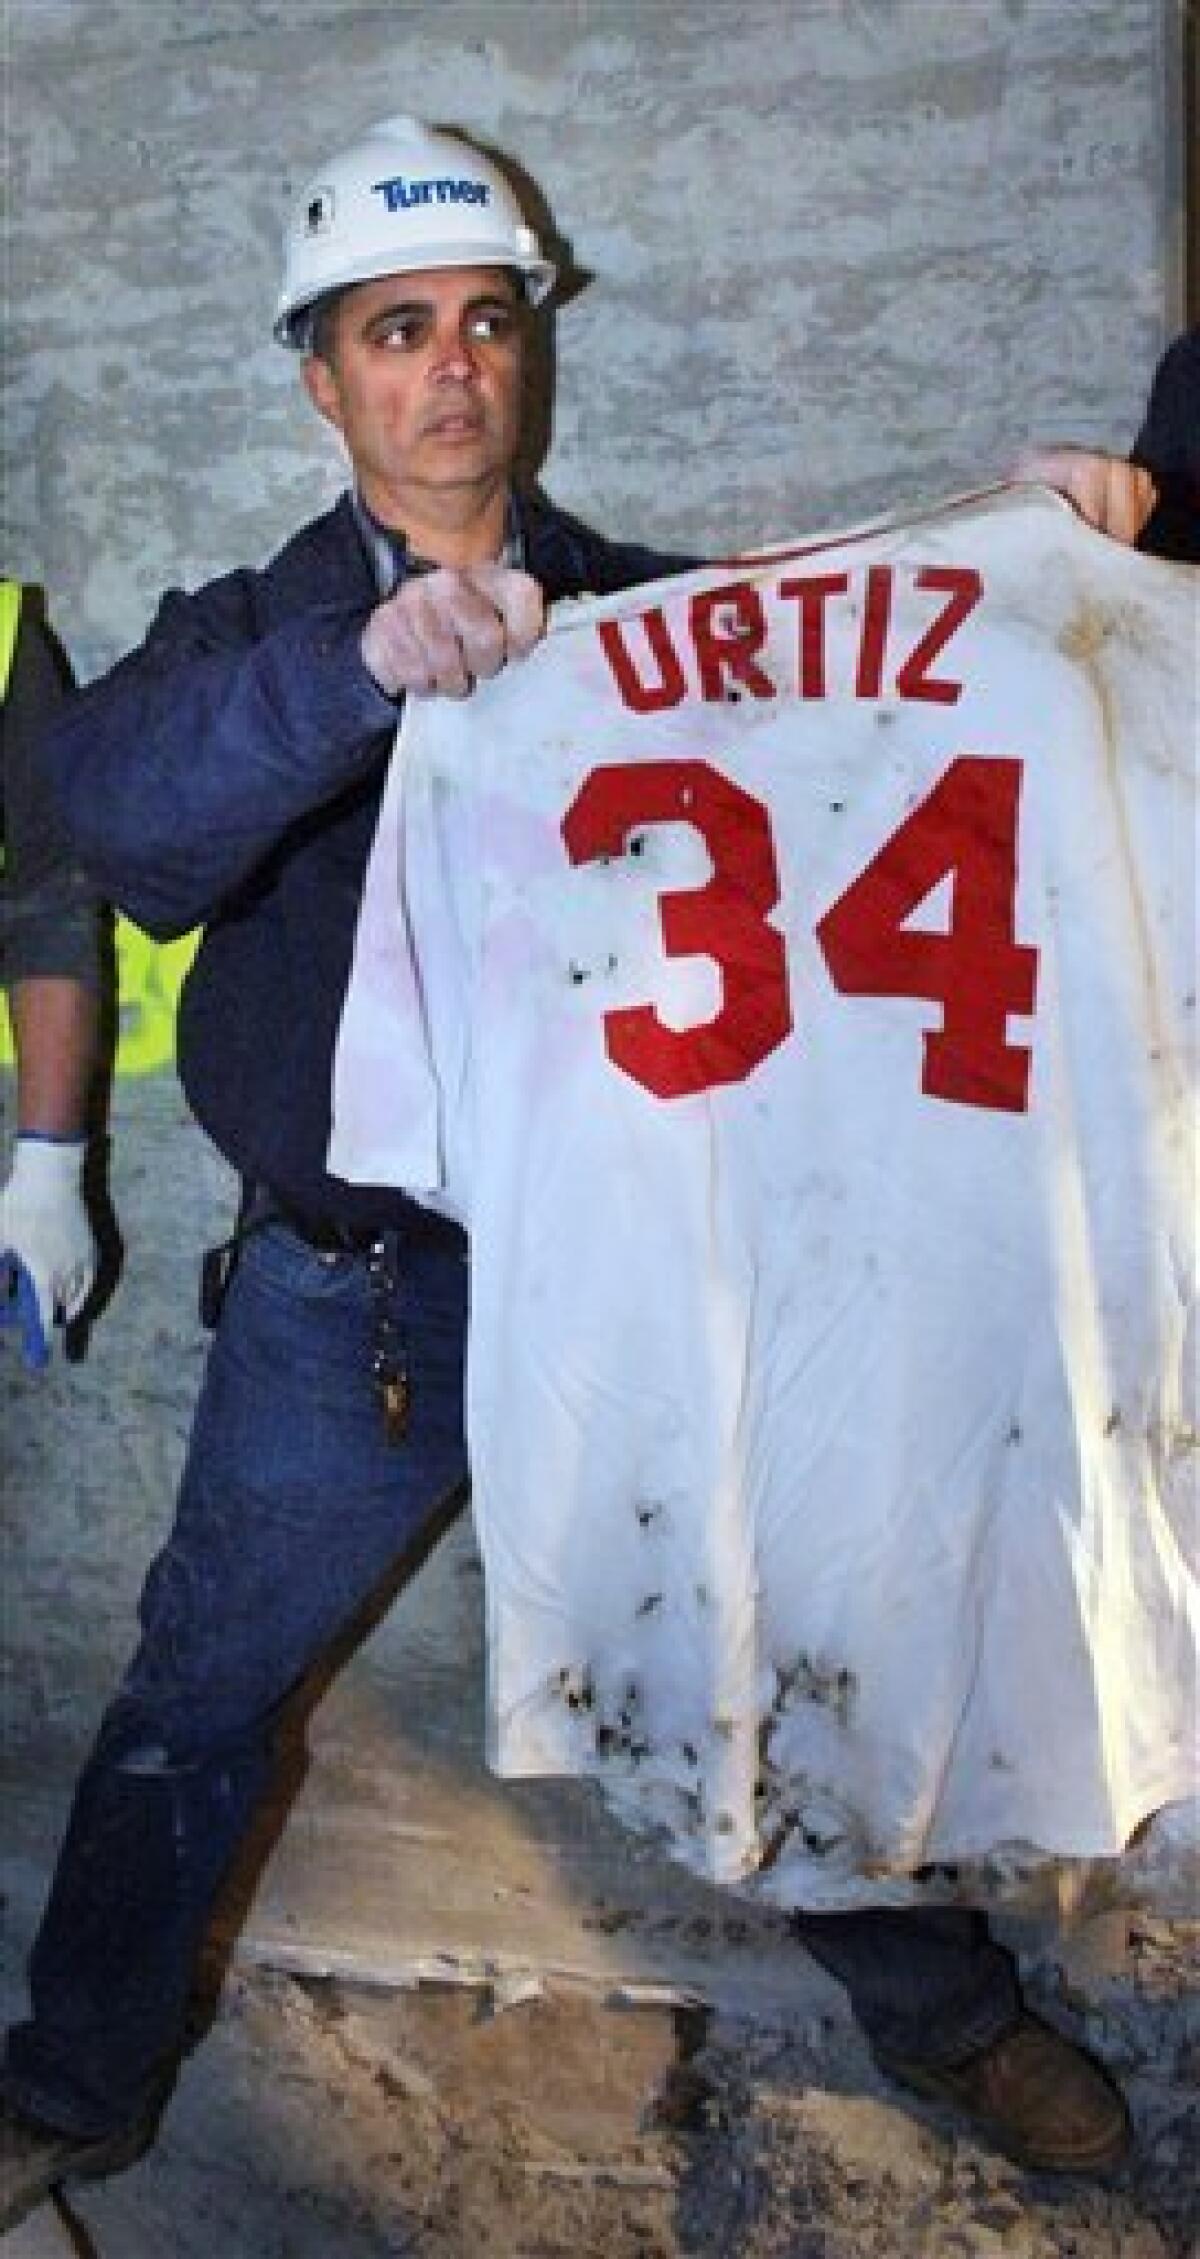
<box><xmin>361</xmin><ymin>564</ymin><xmax>546</xmax><ymax>700</ymax></box>
<box><xmin>0</xmin><ymin>1135</ymin><xmax>94</xmax><ymax>1369</ymax></box>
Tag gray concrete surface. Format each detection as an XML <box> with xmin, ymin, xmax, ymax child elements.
<box><xmin>0</xmin><ymin>1918</ymin><xmax>1195</xmax><ymax>2256</ymax></box>
<box><xmin>5</xmin><ymin>2</ymin><xmax>1179</xmax><ymax>673</ymax></box>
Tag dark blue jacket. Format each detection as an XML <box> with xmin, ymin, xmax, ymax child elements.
<box><xmin>1132</xmin><ymin>327</ymin><xmax>1200</xmax><ymax>564</ymax></box>
<box><xmin>48</xmin><ymin>489</ymin><xmax>689</xmax><ymax>1231</ymax></box>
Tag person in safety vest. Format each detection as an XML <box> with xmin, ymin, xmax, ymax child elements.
<box><xmin>0</xmin><ymin>119</ymin><xmax>1160</xmax><ymax>2228</ymax></box>
<box><xmin>0</xmin><ymin>585</ymin><xmax>102</xmax><ymax>1368</ymax></box>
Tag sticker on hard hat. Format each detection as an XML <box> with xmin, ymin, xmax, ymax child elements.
<box><xmin>371</xmin><ymin>174</ymin><xmax>491</xmax><ymax>214</ymax></box>
<box><xmin>306</xmin><ymin>188</ymin><xmax>335</xmax><ymax>236</ymax></box>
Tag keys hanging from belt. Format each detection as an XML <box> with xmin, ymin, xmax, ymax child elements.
<box><xmin>366</xmin><ymin>1231</ymin><xmax>410</xmax><ymax>1443</ymax></box>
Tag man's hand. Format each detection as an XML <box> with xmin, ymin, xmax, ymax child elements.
<box><xmin>361</xmin><ymin>565</ymin><xmax>547</xmax><ymax>700</ymax></box>
<box><xmin>0</xmin><ymin>1136</ymin><xmax>95</xmax><ymax>1369</ymax></box>
<box><xmin>1010</xmin><ymin>446</ymin><xmax>1158</xmax><ymax>546</ymax></box>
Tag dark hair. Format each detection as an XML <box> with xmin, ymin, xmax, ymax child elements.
<box><xmin>306</xmin><ymin>289</ymin><xmax>346</xmax><ymax>365</ymax></box>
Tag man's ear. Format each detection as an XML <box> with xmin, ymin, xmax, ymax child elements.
<box><xmin>302</xmin><ymin>353</ymin><xmax>345</xmax><ymax>434</ymax></box>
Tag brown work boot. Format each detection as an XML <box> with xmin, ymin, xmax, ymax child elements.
<box><xmin>0</xmin><ymin>2097</ymin><xmax>156</xmax><ymax>2233</ymax></box>
<box><xmin>875</xmin><ymin>2011</ymin><xmax>1131</xmax><ymax>2172</ymax></box>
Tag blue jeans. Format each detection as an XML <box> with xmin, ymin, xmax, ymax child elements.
<box><xmin>4</xmin><ymin>1218</ymin><xmax>471</xmax><ymax>2135</ymax></box>
<box><xmin>3</xmin><ymin>1222</ymin><xmax>1018</xmax><ymax>2137</ymax></box>
<box><xmin>792</xmin><ymin>1906</ymin><xmax>1019</xmax><ymax>2065</ymax></box>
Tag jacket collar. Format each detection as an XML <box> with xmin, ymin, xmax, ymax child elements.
<box><xmin>266</xmin><ymin>484</ymin><xmax>618</xmax><ymax>615</ymax></box>
<box><xmin>350</xmin><ymin>489</ymin><xmax>526</xmax><ymax>595</ymax></box>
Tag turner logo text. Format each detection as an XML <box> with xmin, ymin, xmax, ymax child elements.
<box><xmin>371</xmin><ymin>175</ymin><xmax>490</xmax><ymax>212</ymax></box>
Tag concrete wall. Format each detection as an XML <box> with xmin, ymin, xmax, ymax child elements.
<box><xmin>5</xmin><ymin>1</ymin><xmax>1179</xmax><ymax>672</ymax></box>
<box><xmin>1</xmin><ymin>1</ymin><xmax>1187</xmax><ymax>1975</ymax></box>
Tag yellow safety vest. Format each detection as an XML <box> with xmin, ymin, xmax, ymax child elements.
<box><xmin>0</xmin><ymin>581</ymin><xmax>21</xmax><ymax>700</ymax></box>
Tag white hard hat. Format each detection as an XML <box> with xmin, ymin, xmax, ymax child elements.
<box><xmin>274</xmin><ymin>115</ymin><xmax>556</xmax><ymax>347</ymax></box>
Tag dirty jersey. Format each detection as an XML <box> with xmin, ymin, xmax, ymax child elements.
<box><xmin>330</xmin><ymin>487</ymin><xmax>1198</xmax><ymax>1910</ymax></box>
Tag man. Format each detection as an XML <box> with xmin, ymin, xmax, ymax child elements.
<box><xmin>0</xmin><ymin>584</ymin><xmax>101</xmax><ymax>1368</ymax></box>
<box><xmin>0</xmin><ymin>118</ymin><xmax>1151</xmax><ymax>2228</ymax></box>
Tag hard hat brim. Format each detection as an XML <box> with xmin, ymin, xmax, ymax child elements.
<box><xmin>275</xmin><ymin>244</ymin><xmax>556</xmax><ymax>347</ymax></box>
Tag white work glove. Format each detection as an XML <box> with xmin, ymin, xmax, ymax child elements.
<box><xmin>360</xmin><ymin>564</ymin><xmax>546</xmax><ymax>700</ymax></box>
<box><xmin>0</xmin><ymin>1136</ymin><xmax>95</xmax><ymax>1369</ymax></box>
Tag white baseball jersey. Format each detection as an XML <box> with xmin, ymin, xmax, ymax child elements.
<box><xmin>330</xmin><ymin>487</ymin><xmax>1198</xmax><ymax>1910</ymax></box>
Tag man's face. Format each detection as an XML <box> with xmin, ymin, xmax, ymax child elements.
<box><xmin>302</xmin><ymin>265</ymin><xmax>525</xmax><ymax>530</ymax></box>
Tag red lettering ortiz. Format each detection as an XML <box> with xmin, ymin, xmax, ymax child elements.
<box><xmin>690</xmin><ymin>582</ymin><xmax>774</xmax><ymax>702</ymax></box>
<box><xmin>598</xmin><ymin>564</ymin><xmax>983</xmax><ymax>712</ymax></box>
<box><xmin>777</xmin><ymin>573</ymin><xmax>851</xmax><ymax>699</ymax></box>
<box><xmin>597</xmin><ymin>610</ymin><xmax>687</xmax><ymax>713</ymax></box>
<box><xmin>893</xmin><ymin>566</ymin><xmax>984</xmax><ymax>704</ymax></box>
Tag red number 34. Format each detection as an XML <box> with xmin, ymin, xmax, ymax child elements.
<box><xmin>561</xmin><ymin>756</ymin><xmax>1039</xmax><ymax>1114</ymax></box>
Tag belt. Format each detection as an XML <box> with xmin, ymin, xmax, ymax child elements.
<box><xmin>242</xmin><ymin>1181</ymin><xmax>463</xmax><ymax>1257</ymax></box>
<box><xmin>254</xmin><ymin>1196</ymin><xmax>380</xmax><ymax>1257</ymax></box>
